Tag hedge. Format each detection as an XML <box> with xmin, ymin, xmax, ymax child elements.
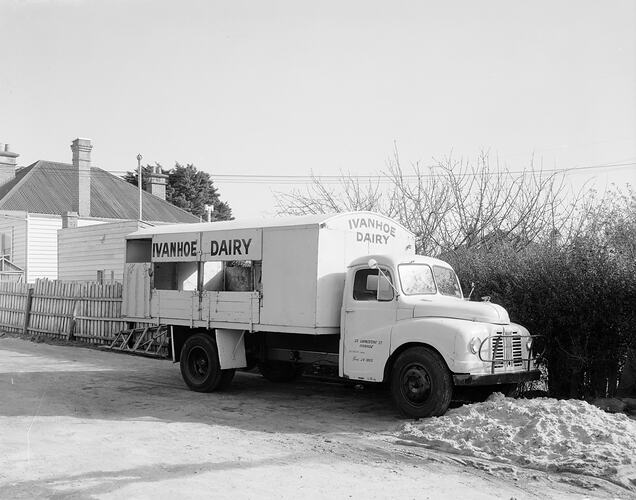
<box><xmin>443</xmin><ymin>238</ymin><xmax>636</xmax><ymax>399</ymax></box>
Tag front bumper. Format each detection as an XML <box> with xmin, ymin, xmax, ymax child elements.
<box><xmin>452</xmin><ymin>369</ymin><xmax>541</xmax><ymax>386</ymax></box>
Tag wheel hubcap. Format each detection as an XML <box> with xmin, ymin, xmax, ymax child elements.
<box><xmin>401</xmin><ymin>363</ymin><xmax>431</xmax><ymax>405</ymax></box>
<box><xmin>188</xmin><ymin>346</ymin><xmax>209</xmax><ymax>381</ymax></box>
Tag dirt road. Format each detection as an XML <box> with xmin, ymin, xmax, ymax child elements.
<box><xmin>0</xmin><ymin>337</ymin><xmax>630</xmax><ymax>499</ymax></box>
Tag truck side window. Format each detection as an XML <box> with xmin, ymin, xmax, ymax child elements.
<box><xmin>353</xmin><ymin>268</ymin><xmax>393</xmax><ymax>301</ymax></box>
<box><xmin>153</xmin><ymin>262</ymin><xmax>198</xmax><ymax>291</ymax></box>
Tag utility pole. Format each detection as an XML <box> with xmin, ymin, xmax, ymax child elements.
<box><xmin>137</xmin><ymin>154</ymin><xmax>143</xmax><ymax>221</ymax></box>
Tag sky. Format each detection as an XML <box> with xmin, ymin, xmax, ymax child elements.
<box><xmin>1</xmin><ymin>0</ymin><xmax>634</xmax><ymax>219</ymax></box>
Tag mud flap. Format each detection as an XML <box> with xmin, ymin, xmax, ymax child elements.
<box><xmin>215</xmin><ymin>329</ymin><xmax>247</xmax><ymax>369</ymax></box>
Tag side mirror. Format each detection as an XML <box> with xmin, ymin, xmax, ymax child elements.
<box><xmin>377</xmin><ymin>275</ymin><xmax>394</xmax><ymax>301</ymax></box>
<box><xmin>368</xmin><ymin>259</ymin><xmax>399</xmax><ymax>300</ymax></box>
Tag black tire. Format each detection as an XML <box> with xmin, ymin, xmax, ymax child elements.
<box><xmin>258</xmin><ymin>361</ymin><xmax>303</xmax><ymax>383</ymax></box>
<box><xmin>179</xmin><ymin>333</ymin><xmax>234</xmax><ymax>392</ymax></box>
<box><xmin>390</xmin><ymin>347</ymin><xmax>453</xmax><ymax>418</ymax></box>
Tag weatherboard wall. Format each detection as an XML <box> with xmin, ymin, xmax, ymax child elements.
<box><xmin>58</xmin><ymin>220</ymin><xmax>145</xmax><ymax>282</ymax></box>
<box><xmin>26</xmin><ymin>215</ymin><xmax>64</xmax><ymax>281</ymax></box>
<box><xmin>0</xmin><ymin>210</ymin><xmax>28</xmax><ymax>273</ymax></box>
<box><xmin>26</xmin><ymin>215</ymin><xmax>116</xmax><ymax>282</ymax></box>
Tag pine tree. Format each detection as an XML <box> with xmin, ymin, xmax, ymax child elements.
<box><xmin>124</xmin><ymin>162</ymin><xmax>233</xmax><ymax>220</ymax></box>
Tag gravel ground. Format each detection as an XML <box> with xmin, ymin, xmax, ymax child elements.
<box><xmin>0</xmin><ymin>336</ymin><xmax>632</xmax><ymax>499</ymax></box>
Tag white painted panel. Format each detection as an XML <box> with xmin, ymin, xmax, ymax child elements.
<box><xmin>315</xmin><ymin>213</ymin><xmax>415</xmax><ymax>328</ymax></box>
<box><xmin>27</xmin><ymin>215</ymin><xmax>62</xmax><ymax>282</ymax></box>
<box><xmin>215</xmin><ymin>329</ymin><xmax>247</xmax><ymax>369</ymax></box>
<box><xmin>122</xmin><ymin>262</ymin><xmax>151</xmax><ymax>318</ymax></box>
<box><xmin>152</xmin><ymin>233</ymin><xmax>200</xmax><ymax>262</ymax></box>
<box><xmin>201</xmin><ymin>229</ymin><xmax>262</xmax><ymax>261</ymax></box>
<box><xmin>58</xmin><ymin>220</ymin><xmax>141</xmax><ymax>281</ymax></box>
<box><xmin>260</xmin><ymin>226</ymin><xmax>319</xmax><ymax>328</ymax></box>
<box><xmin>324</xmin><ymin>213</ymin><xmax>416</xmax><ymax>254</ymax></box>
<box><xmin>202</xmin><ymin>261</ymin><xmax>223</xmax><ymax>290</ymax></box>
<box><xmin>315</xmin><ymin>229</ymin><xmax>348</xmax><ymax>328</ymax></box>
<box><xmin>78</xmin><ymin>219</ymin><xmax>110</xmax><ymax>227</ymax></box>
<box><xmin>151</xmin><ymin>290</ymin><xmax>197</xmax><ymax>322</ymax></box>
<box><xmin>203</xmin><ymin>291</ymin><xmax>260</xmax><ymax>324</ymax></box>
<box><xmin>176</xmin><ymin>262</ymin><xmax>198</xmax><ymax>291</ymax></box>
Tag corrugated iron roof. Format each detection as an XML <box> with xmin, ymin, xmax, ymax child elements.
<box><xmin>0</xmin><ymin>164</ymin><xmax>35</xmax><ymax>201</ymax></box>
<box><xmin>0</xmin><ymin>161</ymin><xmax>198</xmax><ymax>223</ymax></box>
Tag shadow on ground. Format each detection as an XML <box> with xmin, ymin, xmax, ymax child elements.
<box><xmin>0</xmin><ymin>337</ymin><xmax>401</xmax><ymax>435</ymax></box>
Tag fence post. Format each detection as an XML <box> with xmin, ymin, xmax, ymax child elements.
<box><xmin>23</xmin><ymin>287</ymin><xmax>34</xmax><ymax>336</ymax></box>
<box><xmin>67</xmin><ymin>299</ymin><xmax>79</xmax><ymax>341</ymax></box>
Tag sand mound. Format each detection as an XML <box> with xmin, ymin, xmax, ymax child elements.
<box><xmin>397</xmin><ymin>394</ymin><xmax>636</xmax><ymax>482</ymax></box>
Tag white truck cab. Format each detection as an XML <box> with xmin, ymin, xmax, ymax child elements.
<box><xmin>123</xmin><ymin>212</ymin><xmax>540</xmax><ymax>418</ymax></box>
<box><xmin>341</xmin><ymin>254</ymin><xmax>538</xmax><ymax>416</ymax></box>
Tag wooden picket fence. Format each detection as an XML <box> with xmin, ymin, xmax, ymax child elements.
<box><xmin>0</xmin><ymin>279</ymin><xmax>129</xmax><ymax>345</ymax></box>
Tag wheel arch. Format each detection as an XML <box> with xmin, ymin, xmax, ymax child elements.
<box><xmin>172</xmin><ymin>326</ymin><xmax>214</xmax><ymax>362</ymax></box>
<box><xmin>383</xmin><ymin>342</ymin><xmax>451</xmax><ymax>384</ymax></box>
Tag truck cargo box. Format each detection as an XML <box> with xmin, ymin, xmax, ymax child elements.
<box><xmin>123</xmin><ymin>212</ymin><xmax>414</xmax><ymax>334</ymax></box>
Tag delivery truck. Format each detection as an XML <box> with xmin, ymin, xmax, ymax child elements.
<box><xmin>122</xmin><ymin>212</ymin><xmax>540</xmax><ymax>417</ymax></box>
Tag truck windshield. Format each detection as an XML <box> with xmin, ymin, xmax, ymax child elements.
<box><xmin>432</xmin><ymin>265</ymin><xmax>462</xmax><ymax>298</ymax></box>
<box><xmin>398</xmin><ymin>264</ymin><xmax>463</xmax><ymax>298</ymax></box>
<box><xmin>398</xmin><ymin>264</ymin><xmax>436</xmax><ymax>295</ymax></box>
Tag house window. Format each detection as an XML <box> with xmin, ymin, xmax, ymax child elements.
<box><xmin>96</xmin><ymin>270</ymin><xmax>115</xmax><ymax>283</ymax></box>
<box><xmin>0</xmin><ymin>230</ymin><xmax>13</xmax><ymax>261</ymax></box>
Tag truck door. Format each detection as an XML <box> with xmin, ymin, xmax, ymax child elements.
<box><xmin>122</xmin><ymin>262</ymin><xmax>152</xmax><ymax>319</ymax></box>
<box><xmin>342</xmin><ymin>266</ymin><xmax>395</xmax><ymax>382</ymax></box>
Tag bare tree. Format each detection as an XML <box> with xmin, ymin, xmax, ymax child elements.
<box><xmin>275</xmin><ymin>170</ymin><xmax>389</xmax><ymax>215</ymax></box>
<box><xmin>275</xmin><ymin>146</ymin><xmax>583</xmax><ymax>255</ymax></box>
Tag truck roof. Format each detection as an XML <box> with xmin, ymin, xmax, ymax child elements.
<box><xmin>348</xmin><ymin>253</ymin><xmax>453</xmax><ymax>269</ymax></box>
<box><xmin>126</xmin><ymin>211</ymin><xmax>413</xmax><ymax>239</ymax></box>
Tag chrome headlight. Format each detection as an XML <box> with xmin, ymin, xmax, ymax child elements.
<box><xmin>469</xmin><ymin>337</ymin><xmax>481</xmax><ymax>355</ymax></box>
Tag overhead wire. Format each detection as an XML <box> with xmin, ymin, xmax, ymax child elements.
<box><xmin>76</xmin><ymin>159</ymin><xmax>635</xmax><ymax>185</ymax></box>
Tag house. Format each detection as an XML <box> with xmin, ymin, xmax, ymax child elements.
<box><xmin>0</xmin><ymin>138</ymin><xmax>198</xmax><ymax>282</ymax></box>
<box><xmin>58</xmin><ymin>219</ymin><xmax>154</xmax><ymax>282</ymax></box>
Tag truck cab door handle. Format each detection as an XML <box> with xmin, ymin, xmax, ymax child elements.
<box><xmin>344</xmin><ymin>308</ymin><xmax>354</xmax><ymax>313</ymax></box>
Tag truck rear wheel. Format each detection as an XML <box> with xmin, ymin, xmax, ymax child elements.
<box><xmin>391</xmin><ymin>347</ymin><xmax>452</xmax><ymax>418</ymax></box>
<box><xmin>180</xmin><ymin>333</ymin><xmax>235</xmax><ymax>392</ymax></box>
<box><xmin>258</xmin><ymin>361</ymin><xmax>303</xmax><ymax>383</ymax></box>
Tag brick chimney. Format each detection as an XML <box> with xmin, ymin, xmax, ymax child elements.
<box><xmin>146</xmin><ymin>165</ymin><xmax>168</xmax><ymax>200</ymax></box>
<box><xmin>71</xmin><ymin>138</ymin><xmax>92</xmax><ymax>217</ymax></box>
<box><xmin>0</xmin><ymin>143</ymin><xmax>19</xmax><ymax>186</ymax></box>
<box><xmin>62</xmin><ymin>211</ymin><xmax>79</xmax><ymax>229</ymax></box>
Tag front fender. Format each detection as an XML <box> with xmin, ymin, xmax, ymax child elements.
<box><xmin>390</xmin><ymin>317</ymin><xmax>492</xmax><ymax>373</ymax></box>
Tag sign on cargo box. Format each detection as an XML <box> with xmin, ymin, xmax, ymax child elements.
<box><xmin>201</xmin><ymin>229</ymin><xmax>262</xmax><ymax>261</ymax></box>
<box><xmin>152</xmin><ymin>233</ymin><xmax>200</xmax><ymax>262</ymax></box>
<box><xmin>325</xmin><ymin>214</ymin><xmax>413</xmax><ymax>248</ymax></box>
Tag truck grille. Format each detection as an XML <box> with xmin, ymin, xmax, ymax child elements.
<box><xmin>491</xmin><ymin>332</ymin><xmax>524</xmax><ymax>369</ymax></box>
<box><xmin>512</xmin><ymin>336</ymin><xmax>523</xmax><ymax>367</ymax></box>
<box><xmin>492</xmin><ymin>337</ymin><xmax>505</xmax><ymax>368</ymax></box>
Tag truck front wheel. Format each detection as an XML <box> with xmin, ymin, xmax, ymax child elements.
<box><xmin>180</xmin><ymin>333</ymin><xmax>235</xmax><ymax>392</ymax></box>
<box><xmin>391</xmin><ymin>347</ymin><xmax>452</xmax><ymax>418</ymax></box>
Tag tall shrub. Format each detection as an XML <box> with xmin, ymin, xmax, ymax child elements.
<box><xmin>444</xmin><ymin>231</ymin><xmax>636</xmax><ymax>399</ymax></box>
